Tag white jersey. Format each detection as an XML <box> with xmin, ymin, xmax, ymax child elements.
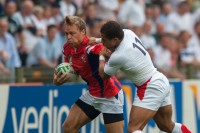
<box><xmin>104</xmin><ymin>29</ymin><xmax>157</xmax><ymax>86</ymax></box>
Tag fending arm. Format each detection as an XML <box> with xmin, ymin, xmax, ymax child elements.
<box><xmin>88</xmin><ymin>37</ymin><xmax>102</xmax><ymax>45</ymax></box>
<box><xmin>98</xmin><ymin>55</ymin><xmax>111</xmax><ymax>79</ymax></box>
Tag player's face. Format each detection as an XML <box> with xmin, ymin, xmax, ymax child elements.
<box><xmin>101</xmin><ymin>34</ymin><xmax>117</xmax><ymax>52</ymax></box>
<box><xmin>64</xmin><ymin>24</ymin><xmax>85</xmax><ymax>48</ymax></box>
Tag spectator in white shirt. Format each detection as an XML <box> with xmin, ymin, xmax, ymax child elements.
<box><xmin>168</xmin><ymin>0</ymin><xmax>193</xmax><ymax>35</ymax></box>
<box><xmin>96</xmin><ymin>0</ymin><xmax>119</xmax><ymax>20</ymax></box>
<box><xmin>140</xmin><ymin>19</ymin><xmax>157</xmax><ymax>49</ymax></box>
<box><xmin>118</xmin><ymin>0</ymin><xmax>145</xmax><ymax>27</ymax></box>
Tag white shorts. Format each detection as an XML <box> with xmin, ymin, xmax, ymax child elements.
<box><xmin>79</xmin><ymin>89</ymin><xmax>124</xmax><ymax>114</ymax></box>
<box><xmin>133</xmin><ymin>71</ymin><xmax>171</xmax><ymax>111</ymax></box>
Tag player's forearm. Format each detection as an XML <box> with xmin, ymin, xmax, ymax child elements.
<box><xmin>0</xmin><ymin>50</ymin><xmax>9</xmax><ymax>61</ymax></box>
<box><xmin>88</xmin><ymin>37</ymin><xmax>102</xmax><ymax>45</ymax></box>
<box><xmin>95</xmin><ymin>38</ymin><xmax>102</xmax><ymax>43</ymax></box>
<box><xmin>39</xmin><ymin>58</ymin><xmax>55</xmax><ymax>68</ymax></box>
<box><xmin>99</xmin><ymin>55</ymin><xmax>109</xmax><ymax>79</ymax></box>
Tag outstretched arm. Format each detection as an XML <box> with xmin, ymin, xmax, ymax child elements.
<box><xmin>88</xmin><ymin>37</ymin><xmax>102</xmax><ymax>45</ymax></box>
<box><xmin>98</xmin><ymin>48</ymin><xmax>111</xmax><ymax>79</ymax></box>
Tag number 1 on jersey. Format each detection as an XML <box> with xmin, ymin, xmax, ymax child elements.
<box><xmin>133</xmin><ymin>37</ymin><xmax>146</xmax><ymax>55</ymax></box>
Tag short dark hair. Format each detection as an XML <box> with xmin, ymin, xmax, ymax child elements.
<box><xmin>47</xmin><ymin>24</ymin><xmax>57</xmax><ymax>32</ymax></box>
<box><xmin>100</xmin><ymin>21</ymin><xmax>124</xmax><ymax>40</ymax></box>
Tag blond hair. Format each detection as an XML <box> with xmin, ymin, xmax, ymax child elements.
<box><xmin>64</xmin><ymin>16</ymin><xmax>86</xmax><ymax>33</ymax></box>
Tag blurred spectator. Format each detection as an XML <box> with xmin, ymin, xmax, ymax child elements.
<box><xmin>179</xmin><ymin>30</ymin><xmax>194</xmax><ymax>64</ymax></box>
<box><xmin>145</xmin><ymin>3</ymin><xmax>153</xmax><ymax>20</ymax></box>
<box><xmin>42</xmin><ymin>5</ymin><xmax>55</xmax><ymax>26</ymax></box>
<box><xmin>151</xmin><ymin>4</ymin><xmax>161</xmax><ymax>34</ymax></box>
<box><xmin>0</xmin><ymin>49</ymin><xmax>9</xmax><ymax>62</ymax></box>
<box><xmin>14</xmin><ymin>0</ymin><xmax>35</xmax><ymax>34</ymax></box>
<box><xmin>154</xmin><ymin>33</ymin><xmax>172</xmax><ymax>70</ymax></box>
<box><xmin>0</xmin><ymin>18</ymin><xmax>21</xmax><ymax>82</ymax></box>
<box><xmin>153</xmin><ymin>21</ymin><xmax>165</xmax><ymax>43</ymax></box>
<box><xmin>14</xmin><ymin>0</ymin><xmax>39</xmax><ymax>60</ymax></box>
<box><xmin>96</xmin><ymin>0</ymin><xmax>119</xmax><ymax>20</ymax></box>
<box><xmin>3</xmin><ymin>1</ymin><xmax>27</xmax><ymax>66</ymax></box>
<box><xmin>41</xmin><ymin>0</ymin><xmax>59</xmax><ymax>6</ymax></box>
<box><xmin>57</xmin><ymin>21</ymin><xmax>66</xmax><ymax>46</ymax></box>
<box><xmin>51</xmin><ymin>2</ymin><xmax>63</xmax><ymax>26</ymax></box>
<box><xmin>59</xmin><ymin>0</ymin><xmax>77</xmax><ymax>17</ymax></box>
<box><xmin>193</xmin><ymin>7</ymin><xmax>200</xmax><ymax>25</ymax></box>
<box><xmin>32</xmin><ymin>5</ymin><xmax>46</xmax><ymax>36</ymax></box>
<box><xmin>184</xmin><ymin>21</ymin><xmax>200</xmax><ymax>78</ymax></box>
<box><xmin>84</xmin><ymin>2</ymin><xmax>100</xmax><ymax>27</ymax></box>
<box><xmin>0</xmin><ymin>1</ymin><xmax>4</xmax><ymax>15</ymax></box>
<box><xmin>73</xmin><ymin>0</ymin><xmax>89</xmax><ymax>15</ymax></box>
<box><xmin>154</xmin><ymin>33</ymin><xmax>186</xmax><ymax>79</ymax></box>
<box><xmin>118</xmin><ymin>0</ymin><xmax>145</xmax><ymax>27</ymax></box>
<box><xmin>140</xmin><ymin>20</ymin><xmax>155</xmax><ymax>62</ymax></box>
<box><xmin>168</xmin><ymin>0</ymin><xmax>193</xmax><ymax>35</ymax></box>
<box><xmin>27</xmin><ymin>25</ymin><xmax>62</xmax><ymax>68</ymax></box>
<box><xmin>157</xmin><ymin>1</ymin><xmax>174</xmax><ymax>33</ymax></box>
<box><xmin>89</xmin><ymin>20</ymin><xmax>105</xmax><ymax>37</ymax></box>
<box><xmin>0</xmin><ymin>49</ymin><xmax>10</xmax><ymax>76</ymax></box>
<box><xmin>140</xmin><ymin>19</ymin><xmax>157</xmax><ymax>49</ymax></box>
<box><xmin>57</xmin><ymin>21</ymin><xmax>66</xmax><ymax>64</ymax></box>
<box><xmin>0</xmin><ymin>18</ymin><xmax>21</xmax><ymax>67</ymax></box>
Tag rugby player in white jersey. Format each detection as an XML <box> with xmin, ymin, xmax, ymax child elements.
<box><xmin>97</xmin><ymin>21</ymin><xmax>191</xmax><ymax>133</ymax></box>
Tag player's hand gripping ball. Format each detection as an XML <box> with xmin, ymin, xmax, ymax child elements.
<box><xmin>56</xmin><ymin>62</ymin><xmax>78</xmax><ymax>82</ymax></box>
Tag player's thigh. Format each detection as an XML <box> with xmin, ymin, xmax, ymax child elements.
<box><xmin>103</xmin><ymin>113</ymin><xmax>124</xmax><ymax>133</ymax></box>
<box><xmin>105</xmin><ymin>120</ymin><xmax>124</xmax><ymax>133</ymax></box>
<box><xmin>63</xmin><ymin>103</ymin><xmax>91</xmax><ymax>130</ymax></box>
<box><xmin>153</xmin><ymin>105</ymin><xmax>174</xmax><ymax>132</ymax></box>
<box><xmin>128</xmin><ymin>105</ymin><xmax>156</xmax><ymax>131</ymax></box>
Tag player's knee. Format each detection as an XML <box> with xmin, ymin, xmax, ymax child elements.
<box><xmin>127</xmin><ymin>122</ymin><xmax>142</xmax><ymax>133</ymax></box>
<box><xmin>157</xmin><ymin>123</ymin><xmax>174</xmax><ymax>132</ymax></box>
<box><xmin>62</xmin><ymin>121</ymin><xmax>78</xmax><ymax>133</ymax></box>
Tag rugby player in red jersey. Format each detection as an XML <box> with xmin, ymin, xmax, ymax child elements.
<box><xmin>53</xmin><ymin>16</ymin><xmax>124</xmax><ymax>133</ymax></box>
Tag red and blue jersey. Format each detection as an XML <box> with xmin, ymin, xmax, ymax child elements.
<box><xmin>63</xmin><ymin>36</ymin><xmax>121</xmax><ymax>98</ymax></box>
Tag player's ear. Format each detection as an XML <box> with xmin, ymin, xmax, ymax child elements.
<box><xmin>113</xmin><ymin>37</ymin><xmax>119</xmax><ymax>44</ymax></box>
<box><xmin>81</xmin><ymin>29</ymin><xmax>86</xmax><ymax>35</ymax></box>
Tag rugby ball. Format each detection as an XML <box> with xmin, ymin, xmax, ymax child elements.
<box><xmin>56</xmin><ymin>62</ymin><xmax>78</xmax><ymax>82</ymax></box>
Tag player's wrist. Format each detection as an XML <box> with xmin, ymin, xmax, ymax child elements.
<box><xmin>95</xmin><ymin>38</ymin><xmax>102</xmax><ymax>43</ymax></box>
<box><xmin>99</xmin><ymin>55</ymin><xmax>105</xmax><ymax>61</ymax></box>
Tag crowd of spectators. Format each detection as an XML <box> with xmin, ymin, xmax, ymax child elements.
<box><xmin>0</xmin><ymin>0</ymin><xmax>200</xmax><ymax>82</ymax></box>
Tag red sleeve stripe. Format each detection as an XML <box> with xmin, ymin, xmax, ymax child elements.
<box><xmin>86</xmin><ymin>45</ymin><xmax>96</xmax><ymax>54</ymax></box>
